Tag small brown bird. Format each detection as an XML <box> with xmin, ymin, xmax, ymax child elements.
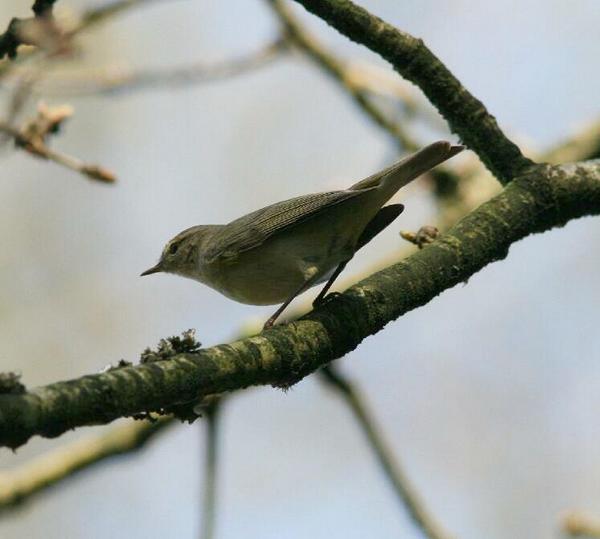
<box><xmin>142</xmin><ymin>141</ymin><xmax>463</xmax><ymax>328</ymax></box>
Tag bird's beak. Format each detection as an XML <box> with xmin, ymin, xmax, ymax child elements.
<box><xmin>140</xmin><ymin>263</ymin><xmax>163</xmax><ymax>276</ymax></box>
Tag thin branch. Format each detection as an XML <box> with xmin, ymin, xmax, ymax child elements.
<box><xmin>75</xmin><ymin>0</ymin><xmax>163</xmax><ymax>30</ymax></box>
<box><xmin>320</xmin><ymin>365</ymin><xmax>452</xmax><ymax>539</ymax></box>
<box><xmin>564</xmin><ymin>512</ymin><xmax>600</xmax><ymax>538</ymax></box>
<box><xmin>0</xmin><ymin>1</ymin><xmax>59</xmax><ymax>60</ymax></box>
<box><xmin>0</xmin><ymin>159</ymin><xmax>598</xmax><ymax>449</ymax></box>
<box><xmin>544</xmin><ymin>119</ymin><xmax>600</xmax><ymax>165</ymax></box>
<box><xmin>0</xmin><ymin>118</ymin><xmax>116</xmax><ymax>183</ymax></box>
<box><xmin>24</xmin><ymin>38</ymin><xmax>287</xmax><ymax>97</ymax></box>
<box><xmin>0</xmin><ymin>0</ymin><xmax>163</xmax><ymax>78</ymax></box>
<box><xmin>0</xmin><ymin>417</ymin><xmax>172</xmax><ymax>511</ymax></box>
<box><xmin>267</xmin><ymin>0</ymin><xmax>417</xmax><ymax>151</ymax></box>
<box><xmin>288</xmin><ymin>0</ymin><xmax>534</xmax><ymax>183</ymax></box>
<box><xmin>200</xmin><ymin>400</ymin><xmax>221</xmax><ymax>539</ymax></box>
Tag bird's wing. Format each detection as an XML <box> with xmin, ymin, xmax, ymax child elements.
<box><xmin>203</xmin><ymin>189</ymin><xmax>374</xmax><ymax>262</ymax></box>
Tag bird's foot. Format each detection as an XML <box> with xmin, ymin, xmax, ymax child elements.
<box><xmin>262</xmin><ymin>318</ymin><xmax>275</xmax><ymax>331</ymax></box>
<box><xmin>313</xmin><ymin>291</ymin><xmax>343</xmax><ymax>309</ymax></box>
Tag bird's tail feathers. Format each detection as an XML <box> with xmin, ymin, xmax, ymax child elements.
<box><xmin>350</xmin><ymin>141</ymin><xmax>464</xmax><ymax>197</ymax></box>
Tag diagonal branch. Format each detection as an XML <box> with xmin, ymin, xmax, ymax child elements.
<box><xmin>288</xmin><ymin>0</ymin><xmax>534</xmax><ymax>183</ymax></box>
<box><xmin>320</xmin><ymin>365</ymin><xmax>452</xmax><ymax>539</ymax></box>
<box><xmin>0</xmin><ymin>417</ymin><xmax>172</xmax><ymax>510</ymax></box>
<box><xmin>267</xmin><ymin>0</ymin><xmax>417</xmax><ymax>150</ymax></box>
<box><xmin>0</xmin><ymin>160</ymin><xmax>599</xmax><ymax>449</ymax></box>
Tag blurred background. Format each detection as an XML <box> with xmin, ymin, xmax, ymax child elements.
<box><xmin>0</xmin><ymin>1</ymin><xmax>599</xmax><ymax>538</ymax></box>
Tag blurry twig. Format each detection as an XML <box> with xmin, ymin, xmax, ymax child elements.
<box><xmin>0</xmin><ymin>417</ymin><xmax>173</xmax><ymax>512</ymax></box>
<box><xmin>0</xmin><ymin>0</ymin><xmax>59</xmax><ymax>60</ymax></box>
<box><xmin>564</xmin><ymin>512</ymin><xmax>600</xmax><ymax>538</ymax></box>
<box><xmin>0</xmin><ymin>103</ymin><xmax>116</xmax><ymax>183</ymax></box>
<box><xmin>0</xmin><ymin>0</ymin><xmax>168</xmax><ymax>78</ymax></box>
<box><xmin>319</xmin><ymin>365</ymin><xmax>453</xmax><ymax>539</ymax></box>
<box><xmin>199</xmin><ymin>398</ymin><xmax>222</xmax><ymax>539</ymax></box>
<box><xmin>26</xmin><ymin>38</ymin><xmax>287</xmax><ymax>97</ymax></box>
<box><xmin>543</xmin><ymin>119</ymin><xmax>600</xmax><ymax>164</ymax></box>
<box><xmin>75</xmin><ymin>0</ymin><xmax>164</xmax><ymax>30</ymax></box>
<box><xmin>267</xmin><ymin>0</ymin><xmax>418</xmax><ymax>151</ymax></box>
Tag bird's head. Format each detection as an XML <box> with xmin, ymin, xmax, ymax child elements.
<box><xmin>141</xmin><ymin>225</ymin><xmax>217</xmax><ymax>279</ymax></box>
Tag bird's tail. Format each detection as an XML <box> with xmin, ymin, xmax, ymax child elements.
<box><xmin>349</xmin><ymin>141</ymin><xmax>464</xmax><ymax>200</ymax></box>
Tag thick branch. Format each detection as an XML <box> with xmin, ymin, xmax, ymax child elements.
<box><xmin>289</xmin><ymin>0</ymin><xmax>534</xmax><ymax>182</ymax></box>
<box><xmin>0</xmin><ymin>161</ymin><xmax>598</xmax><ymax>449</ymax></box>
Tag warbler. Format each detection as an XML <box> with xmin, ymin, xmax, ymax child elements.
<box><xmin>142</xmin><ymin>141</ymin><xmax>463</xmax><ymax>328</ymax></box>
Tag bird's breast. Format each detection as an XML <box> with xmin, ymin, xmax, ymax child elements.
<box><xmin>200</xmin><ymin>225</ymin><xmax>357</xmax><ymax>305</ymax></box>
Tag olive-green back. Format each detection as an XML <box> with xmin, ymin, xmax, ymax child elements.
<box><xmin>203</xmin><ymin>188</ymin><xmax>375</xmax><ymax>262</ymax></box>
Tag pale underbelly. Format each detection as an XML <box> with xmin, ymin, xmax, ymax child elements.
<box><xmin>208</xmin><ymin>255</ymin><xmax>338</xmax><ymax>305</ymax></box>
<box><xmin>203</xmin><ymin>231</ymin><xmax>354</xmax><ymax>305</ymax></box>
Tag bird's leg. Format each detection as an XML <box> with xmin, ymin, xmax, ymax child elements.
<box><xmin>263</xmin><ymin>271</ymin><xmax>321</xmax><ymax>330</ymax></box>
<box><xmin>312</xmin><ymin>260</ymin><xmax>349</xmax><ymax>308</ymax></box>
<box><xmin>311</xmin><ymin>204</ymin><xmax>405</xmax><ymax>308</ymax></box>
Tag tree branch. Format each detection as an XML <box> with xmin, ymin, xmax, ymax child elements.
<box><xmin>288</xmin><ymin>0</ymin><xmax>534</xmax><ymax>183</ymax></box>
<box><xmin>0</xmin><ymin>1</ymin><xmax>58</xmax><ymax>60</ymax></box>
<box><xmin>320</xmin><ymin>365</ymin><xmax>452</xmax><ymax>539</ymax></box>
<box><xmin>0</xmin><ymin>160</ymin><xmax>598</xmax><ymax>449</ymax></box>
<box><xmin>564</xmin><ymin>512</ymin><xmax>600</xmax><ymax>538</ymax></box>
<box><xmin>25</xmin><ymin>38</ymin><xmax>287</xmax><ymax>97</ymax></box>
<box><xmin>31</xmin><ymin>0</ymin><xmax>58</xmax><ymax>17</ymax></box>
<box><xmin>0</xmin><ymin>0</ymin><xmax>163</xmax><ymax>76</ymax></box>
<box><xmin>544</xmin><ymin>119</ymin><xmax>600</xmax><ymax>165</ymax></box>
<box><xmin>267</xmin><ymin>0</ymin><xmax>417</xmax><ymax>150</ymax></box>
<box><xmin>200</xmin><ymin>400</ymin><xmax>221</xmax><ymax>539</ymax></box>
<box><xmin>0</xmin><ymin>114</ymin><xmax>117</xmax><ymax>183</ymax></box>
<box><xmin>0</xmin><ymin>417</ymin><xmax>172</xmax><ymax>510</ymax></box>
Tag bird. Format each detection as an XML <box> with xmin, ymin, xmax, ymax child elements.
<box><xmin>141</xmin><ymin>141</ymin><xmax>464</xmax><ymax>329</ymax></box>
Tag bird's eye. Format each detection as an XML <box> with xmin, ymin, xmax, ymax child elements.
<box><xmin>168</xmin><ymin>243</ymin><xmax>179</xmax><ymax>255</ymax></box>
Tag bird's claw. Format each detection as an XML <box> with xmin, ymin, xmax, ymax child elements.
<box><xmin>313</xmin><ymin>291</ymin><xmax>343</xmax><ymax>309</ymax></box>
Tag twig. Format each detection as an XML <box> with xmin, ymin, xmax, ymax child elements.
<box><xmin>544</xmin><ymin>119</ymin><xmax>600</xmax><ymax>165</ymax></box>
<box><xmin>23</xmin><ymin>38</ymin><xmax>287</xmax><ymax>97</ymax></box>
<box><xmin>564</xmin><ymin>512</ymin><xmax>600</xmax><ymax>538</ymax></box>
<box><xmin>0</xmin><ymin>117</ymin><xmax>116</xmax><ymax>183</ymax></box>
<box><xmin>290</xmin><ymin>0</ymin><xmax>533</xmax><ymax>183</ymax></box>
<box><xmin>267</xmin><ymin>0</ymin><xmax>418</xmax><ymax>151</ymax></box>
<box><xmin>0</xmin><ymin>0</ymin><xmax>166</xmax><ymax>78</ymax></box>
<box><xmin>320</xmin><ymin>365</ymin><xmax>452</xmax><ymax>539</ymax></box>
<box><xmin>32</xmin><ymin>1</ymin><xmax>58</xmax><ymax>16</ymax></box>
<box><xmin>200</xmin><ymin>399</ymin><xmax>222</xmax><ymax>539</ymax></box>
<box><xmin>0</xmin><ymin>417</ymin><xmax>173</xmax><ymax>512</ymax></box>
<box><xmin>0</xmin><ymin>0</ymin><xmax>59</xmax><ymax>60</ymax></box>
<box><xmin>75</xmin><ymin>0</ymin><xmax>163</xmax><ymax>30</ymax></box>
